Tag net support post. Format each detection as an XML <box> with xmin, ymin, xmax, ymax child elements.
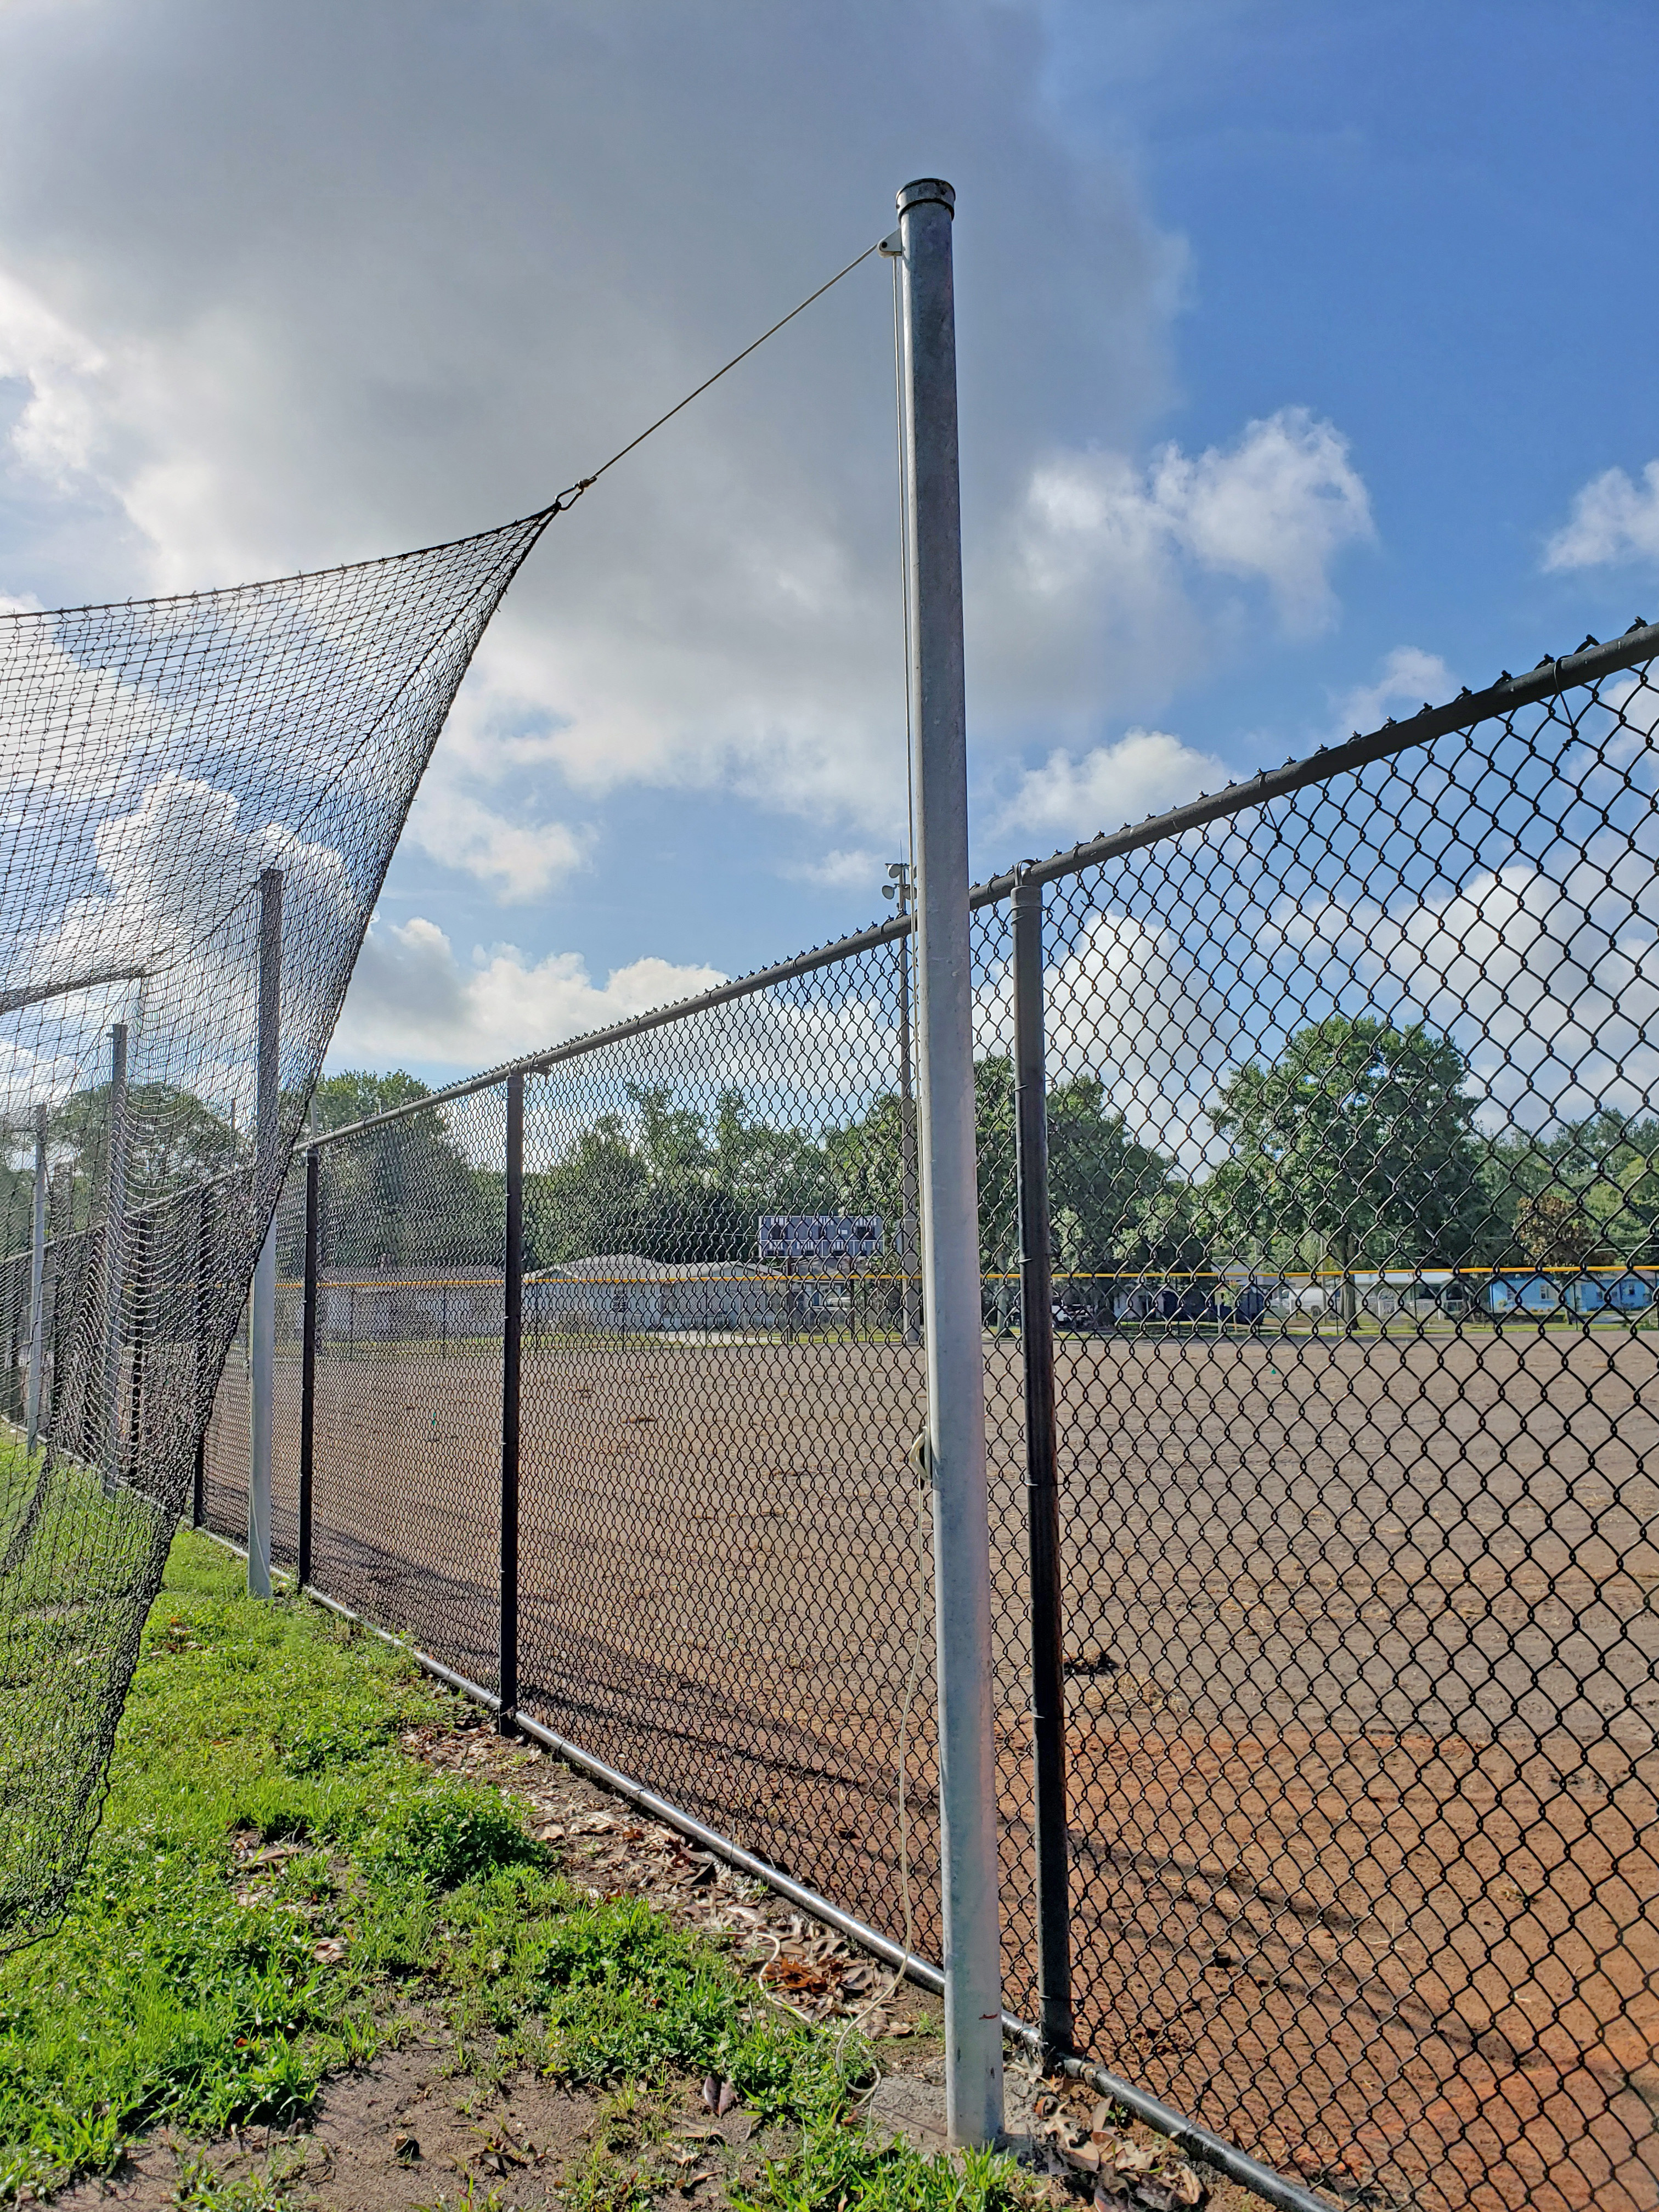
<box><xmin>896</xmin><ymin>173</ymin><xmax>1005</xmax><ymax>2148</ymax></box>
<box><xmin>191</xmin><ymin>1186</ymin><xmax>211</xmax><ymax>1528</ymax></box>
<box><xmin>25</xmin><ymin>1103</ymin><xmax>46</xmax><ymax>1456</ymax></box>
<box><xmin>100</xmin><ymin>1021</ymin><xmax>129</xmax><ymax>1500</ymax></box>
<box><xmin>1012</xmin><ymin>866</ymin><xmax>1074</xmax><ymax>2063</ymax></box>
<box><xmin>125</xmin><ymin>1210</ymin><xmax>149</xmax><ymax>1488</ymax></box>
<box><xmin>248</xmin><ymin>866</ymin><xmax>282</xmax><ymax>1600</ymax></box>
<box><xmin>499</xmin><ymin>1071</ymin><xmax>523</xmax><ymax>1735</ymax></box>
<box><xmin>298</xmin><ymin>1144</ymin><xmax>319</xmax><ymax>1586</ymax></box>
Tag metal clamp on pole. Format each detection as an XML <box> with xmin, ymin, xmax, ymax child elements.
<box><xmin>896</xmin><ymin>172</ymin><xmax>1005</xmax><ymax>2150</ymax></box>
<box><xmin>248</xmin><ymin>867</ymin><xmax>282</xmax><ymax>1599</ymax></box>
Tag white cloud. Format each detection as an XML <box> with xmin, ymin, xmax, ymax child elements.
<box><xmin>1043</xmin><ymin>908</ymin><xmax>1238</xmax><ymax>1166</ymax></box>
<box><xmin>778</xmin><ymin>847</ymin><xmax>888</xmax><ymax>892</ymax></box>
<box><xmin>404</xmin><ymin>785</ymin><xmax>589</xmax><ymax>902</ymax></box>
<box><xmin>331</xmin><ymin>915</ymin><xmax>726</xmax><ymax>1070</ymax></box>
<box><xmin>1330</xmin><ymin>645</ymin><xmax>1455</xmax><ymax>739</ymax></box>
<box><xmin>1544</xmin><ymin>461</ymin><xmax>1659</xmax><ymax>571</ymax></box>
<box><xmin>973</xmin><ymin>408</ymin><xmax>1373</xmax><ymax>740</ymax></box>
<box><xmin>0</xmin><ymin>263</ymin><xmax>108</xmax><ymax>484</ymax></box>
<box><xmin>0</xmin><ymin>8</ymin><xmax>1379</xmax><ymax>869</ymax></box>
<box><xmin>1267</xmin><ymin>840</ymin><xmax>1659</xmax><ymax>1126</ymax></box>
<box><xmin>995</xmin><ymin>727</ymin><xmax>1227</xmax><ymax>845</ymax></box>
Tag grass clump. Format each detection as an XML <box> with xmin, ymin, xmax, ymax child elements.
<box><xmin>0</xmin><ymin>1527</ymin><xmax>1039</xmax><ymax>2212</ymax></box>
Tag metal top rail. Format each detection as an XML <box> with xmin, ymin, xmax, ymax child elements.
<box><xmin>309</xmin><ymin>616</ymin><xmax>1659</xmax><ymax>1150</ymax></box>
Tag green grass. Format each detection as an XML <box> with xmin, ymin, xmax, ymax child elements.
<box><xmin>0</xmin><ymin>1529</ymin><xmax>1037</xmax><ymax>2212</ymax></box>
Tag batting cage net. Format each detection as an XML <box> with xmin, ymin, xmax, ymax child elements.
<box><xmin>0</xmin><ymin>505</ymin><xmax>553</xmax><ymax>1947</ymax></box>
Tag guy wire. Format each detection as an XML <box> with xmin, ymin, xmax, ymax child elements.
<box><xmin>544</xmin><ymin>236</ymin><xmax>885</xmax><ymax>515</ymax></box>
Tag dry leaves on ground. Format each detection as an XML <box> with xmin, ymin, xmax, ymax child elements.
<box><xmin>1031</xmin><ymin>2092</ymin><xmax>1204</xmax><ymax>2210</ymax></box>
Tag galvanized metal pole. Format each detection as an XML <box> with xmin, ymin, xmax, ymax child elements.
<box><xmin>24</xmin><ymin>1104</ymin><xmax>46</xmax><ymax>1455</ymax></box>
<box><xmin>896</xmin><ymin>174</ymin><xmax>1004</xmax><ymax>2147</ymax></box>
<box><xmin>499</xmin><ymin>1073</ymin><xmax>523</xmax><ymax>1735</ymax></box>
<box><xmin>100</xmin><ymin>1023</ymin><xmax>129</xmax><ymax>1499</ymax></box>
<box><xmin>1012</xmin><ymin>866</ymin><xmax>1073</xmax><ymax>2062</ymax></box>
<box><xmin>297</xmin><ymin>1144</ymin><xmax>319</xmax><ymax>1587</ymax></box>
<box><xmin>248</xmin><ymin>867</ymin><xmax>282</xmax><ymax>1599</ymax></box>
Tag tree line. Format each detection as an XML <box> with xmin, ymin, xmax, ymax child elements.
<box><xmin>7</xmin><ymin>1019</ymin><xmax>1655</xmax><ymax>1283</ymax></box>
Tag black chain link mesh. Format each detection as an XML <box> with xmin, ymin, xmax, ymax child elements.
<box><xmin>192</xmin><ymin>636</ymin><xmax>1657</xmax><ymax>2209</ymax></box>
<box><xmin>309</xmin><ymin>1088</ymin><xmax>507</xmax><ymax>1691</ymax></box>
<box><xmin>515</xmin><ymin>945</ymin><xmax>941</xmax><ymax>1955</ymax></box>
<box><xmin>0</xmin><ymin>507</ymin><xmax>553</xmax><ymax>1946</ymax></box>
<box><xmin>1040</xmin><ymin>656</ymin><xmax>1659</xmax><ymax>2209</ymax></box>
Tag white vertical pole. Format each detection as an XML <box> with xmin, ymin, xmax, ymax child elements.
<box><xmin>25</xmin><ymin>1103</ymin><xmax>45</xmax><ymax>1456</ymax></box>
<box><xmin>248</xmin><ymin>866</ymin><xmax>282</xmax><ymax>1599</ymax></box>
<box><xmin>101</xmin><ymin>1023</ymin><xmax>128</xmax><ymax>1499</ymax></box>
<box><xmin>896</xmin><ymin>175</ymin><xmax>1004</xmax><ymax>2147</ymax></box>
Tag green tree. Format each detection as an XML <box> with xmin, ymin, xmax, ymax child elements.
<box><xmin>1208</xmin><ymin>1015</ymin><xmax>1482</xmax><ymax>1326</ymax></box>
<box><xmin>312</xmin><ymin>1069</ymin><xmax>494</xmax><ymax>1269</ymax></box>
<box><xmin>527</xmin><ymin>1087</ymin><xmax>831</xmax><ymax>1269</ymax></box>
<box><xmin>1480</xmin><ymin>1110</ymin><xmax>1659</xmax><ymax>1269</ymax></box>
<box><xmin>48</xmin><ymin>1081</ymin><xmax>238</xmax><ymax>1226</ymax></box>
<box><xmin>827</xmin><ymin>1056</ymin><xmax>1181</xmax><ymax>1324</ymax></box>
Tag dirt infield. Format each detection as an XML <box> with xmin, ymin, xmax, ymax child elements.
<box><xmin>201</xmin><ymin>1323</ymin><xmax>1659</xmax><ymax>2210</ymax></box>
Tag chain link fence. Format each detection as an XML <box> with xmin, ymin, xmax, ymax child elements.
<box><xmin>189</xmin><ymin>628</ymin><xmax>1659</xmax><ymax>2211</ymax></box>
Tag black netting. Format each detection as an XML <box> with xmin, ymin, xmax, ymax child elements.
<box><xmin>0</xmin><ymin>507</ymin><xmax>551</xmax><ymax>1945</ymax></box>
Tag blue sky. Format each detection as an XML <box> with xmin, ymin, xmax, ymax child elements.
<box><xmin>1</xmin><ymin>0</ymin><xmax>1656</xmax><ymax>1083</ymax></box>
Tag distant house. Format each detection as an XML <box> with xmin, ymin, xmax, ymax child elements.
<box><xmin>317</xmin><ymin>1267</ymin><xmax>503</xmax><ymax>1342</ymax></box>
<box><xmin>527</xmin><ymin>1255</ymin><xmax>816</xmax><ymax>1334</ymax></box>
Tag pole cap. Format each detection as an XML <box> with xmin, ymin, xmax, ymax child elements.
<box><xmin>896</xmin><ymin>178</ymin><xmax>955</xmax><ymax>217</ymax></box>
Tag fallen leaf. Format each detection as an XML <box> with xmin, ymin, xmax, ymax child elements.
<box><xmin>760</xmin><ymin>1955</ymin><xmax>840</xmax><ymax>1997</ymax></box>
<box><xmin>313</xmin><ymin>1937</ymin><xmax>347</xmax><ymax>1964</ymax></box>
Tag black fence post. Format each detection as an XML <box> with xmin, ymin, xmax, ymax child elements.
<box><xmin>125</xmin><ymin>1211</ymin><xmax>149</xmax><ymax>1488</ymax></box>
<box><xmin>190</xmin><ymin>1186</ymin><xmax>210</xmax><ymax>1527</ymax></box>
<box><xmin>1013</xmin><ymin>865</ymin><xmax>1073</xmax><ymax>2063</ymax></box>
<box><xmin>298</xmin><ymin>1145</ymin><xmax>320</xmax><ymax>1586</ymax></box>
<box><xmin>499</xmin><ymin>1073</ymin><xmax>523</xmax><ymax>1735</ymax></box>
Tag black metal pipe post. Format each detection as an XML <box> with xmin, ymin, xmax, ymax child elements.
<box><xmin>1012</xmin><ymin>865</ymin><xmax>1073</xmax><ymax>2062</ymax></box>
<box><xmin>125</xmin><ymin>1210</ymin><xmax>149</xmax><ymax>1487</ymax></box>
<box><xmin>191</xmin><ymin>1185</ymin><xmax>210</xmax><ymax>1527</ymax></box>
<box><xmin>499</xmin><ymin>1074</ymin><xmax>523</xmax><ymax>1735</ymax></box>
<box><xmin>298</xmin><ymin>1146</ymin><xmax>319</xmax><ymax>1585</ymax></box>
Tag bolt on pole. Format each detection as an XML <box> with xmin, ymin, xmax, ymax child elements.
<box><xmin>25</xmin><ymin>1103</ymin><xmax>46</xmax><ymax>1457</ymax></box>
<box><xmin>248</xmin><ymin>866</ymin><xmax>282</xmax><ymax>1599</ymax></box>
<box><xmin>895</xmin><ymin>174</ymin><xmax>1005</xmax><ymax>2148</ymax></box>
<box><xmin>100</xmin><ymin>1022</ymin><xmax>129</xmax><ymax>1500</ymax></box>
